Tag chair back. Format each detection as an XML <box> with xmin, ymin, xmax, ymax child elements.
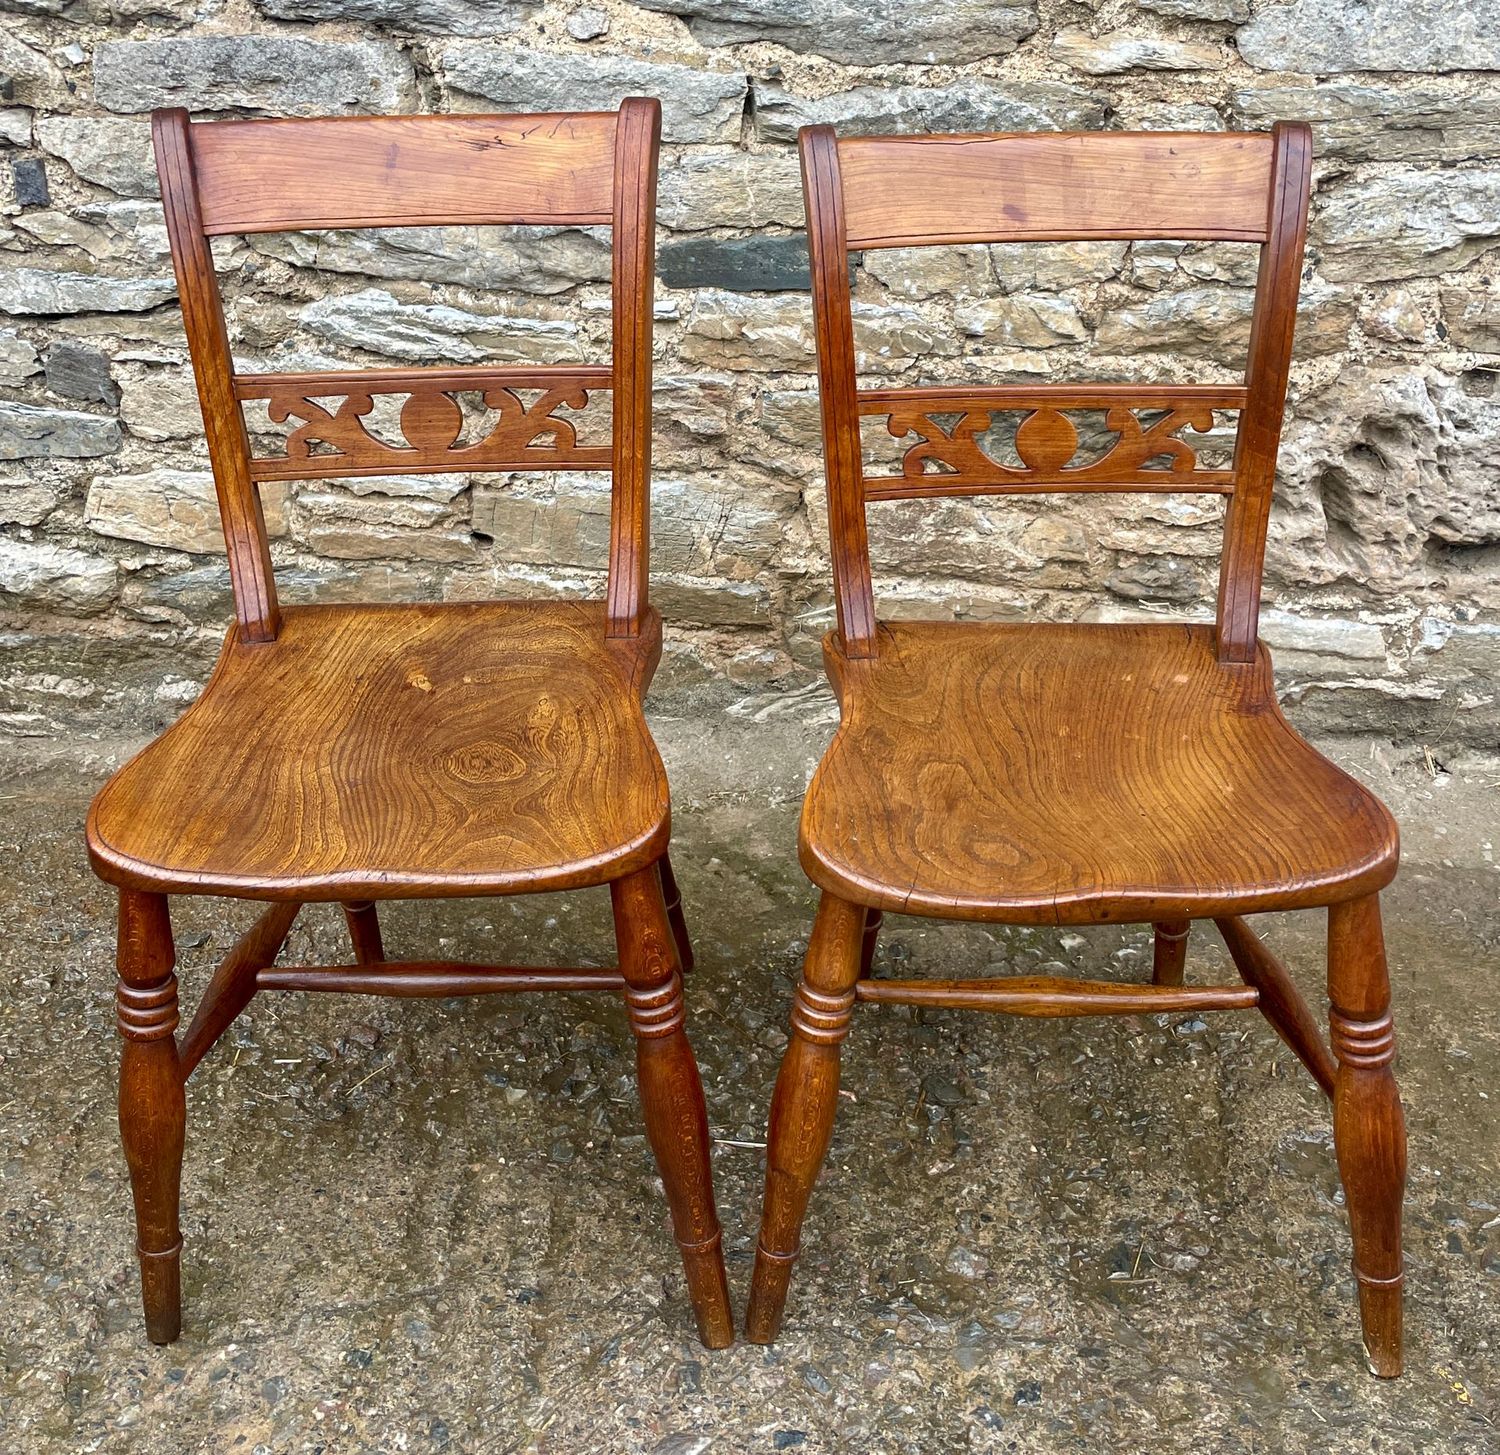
<box><xmin>154</xmin><ymin>100</ymin><xmax>661</xmax><ymax>643</ymax></box>
<box><xmin>798</xmin><ymin>124</ymin><xmax>1313</xmax><ymax>662</ymax></box>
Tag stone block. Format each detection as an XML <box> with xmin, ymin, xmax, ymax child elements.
<box><xmin>257</xmin><ymin>0</ymin><xmax>534</xmax><ymax>37</ymax></box>
<box><xmin>86</xmin><ymin>467</ymin><xmax>290</xmax><ymax>553</ymax></box>
<box><xmin>657</xmin><ymin>152</ymin><xmax>803</xmax><ymax>232</ymax></box>
<box><xmin>253</xmin><ymin>225</ymin><xmax>611</xmax><ymax>297</ymax></box>
<box><xmin>0</xmin><ymin>400</ymin><xmax>120</xmax><ymax>459</ymax></box>
<box><xmin>1052</xmin><ymin>30</ymin><xmax>1228</xmax><ymax>73</ymax></box>
<box><xmin>0</xmin><ymin>267</ymin><xmax>175</xmax><ymax>315</ymax></box>
<box><xmin>45</xmin><ymin>341</ymin><xmax>116</xmax><ymax>404</ymax></box>
<box><xmin>299</xmin><ymin>289</ymin><xmax>583</xmax><ymax>364</ymax></box>
<box><xmin>0</xmin><ymin>537</ymin><xmax>117</xmax><ymax>613</ymax></box>
<box><xmin>441</xmin><ymin>45</ymin><xmax>745</xmax><ymax>144</ymax></box>
<box><xmin>34</xmin><ymin>115</ymin><xmax>159</xmax><ymax>196</ymax></box>
<box><xmin>1315</xmin><ymin>169</ymin><xmax>1500</xmax><ymax>282</ymax></box>
<box><xmin>1237</xmin><ymin>0</ymin><xmax>1500</xmax><ymax>73</ymax></box>
<box><xmin>635</xmin><ymin>0</ymin><xmax>1037</xmax><ymax>65</ymax></box>
<box><xmin>95</xmin><ymin>36</ymin><xmax>416</xmax><ymax>114</ymax></box>
<box><xmin>751</xmin><ymin>78</ymin><xmax>1104</xmax><ymax>143</ymax></box>
<box><xmin>1233</xmin><ymin>84</ymin><xmax>1500</xmax><ymax>163</ymax></box>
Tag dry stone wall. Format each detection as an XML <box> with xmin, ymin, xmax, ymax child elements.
<box><xmin>1</xmin><ymin>0</ymin><xmax>1497</xmax><ymax>745</ymax></box>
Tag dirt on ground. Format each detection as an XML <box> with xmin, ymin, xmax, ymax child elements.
<box><xmin>1</xmin><ymin>679</ymin><xmax>1497</xmax><ymax>1453</ymax></box>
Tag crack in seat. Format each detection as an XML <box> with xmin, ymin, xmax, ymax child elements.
<box><xmin>800</xmin><ymin>621</ymin><xmax>1398</xmax><ymax>925</ymax></box>
<box><xmin>88</xmin><ymin>600</ymin><xmax>670</xmax><ymax>901</ymax></box>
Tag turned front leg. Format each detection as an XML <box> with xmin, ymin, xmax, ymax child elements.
<box><xmin>611</xmin><ymin>864</ymin><xmax>732</xmax><ymax>1349</ymax></box>
<box><xmin>745</xmin><ymin>893</ymin><xmax>866</xmax><ymax>1344</ymax></box>
<box><xmin>1328</xmin><ymin>894</ymin><xmax>1406</xmax><ymax>1377</ymax></box>
<box><xmin>116</xmin><ymin>889</ymin><xmax>185</xmax><ymax>1344</ymax></box>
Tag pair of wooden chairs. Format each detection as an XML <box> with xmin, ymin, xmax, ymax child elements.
<box><xmin>86</xmin><ymin>102</ymin><xmax>1405</xmax><ymax>1377</ymax></box>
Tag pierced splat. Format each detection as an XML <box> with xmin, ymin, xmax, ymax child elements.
<box><xmin>236</xmin><ymin>365</ymin><xmax>613</xmax><ymax>481</ymax></box>
<box><xmin>857</xmin><ymin>384</ymin><xmax>1244</xmax><ymax>500</ymax></box>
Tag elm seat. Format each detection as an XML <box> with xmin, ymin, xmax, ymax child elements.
<box><xmin>799</xmin><ymin>621</ymin><xmax>1399</xmax><ymax>925</ymax></box>
<box><xmin>87</xmin><ymin>600</ymin><xmax>671</xmax><ymax>901</ymax></box>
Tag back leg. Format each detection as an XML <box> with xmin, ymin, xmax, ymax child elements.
<box><xmin>342</xmin><ymin>901</ymin><xmax>384</xmax><ymax>964</ymax></box>
<box><xmin>1328</xmin><ymin>894</ymin><xmax>1406</xmax><ymax>1377</ymax></box>
<box><xmin>1152</xmin><ymin>920</ymin><xmax>1190</xmax><ymax>986</ymax></box>
<box><xmin>658</xmin><ymin>853</ymin><xmax>694</xmax><ymax>973</ymax></box>
<box><xmin>859</xmin><ymin>908</ymin><xmax>883</xmax><ymax>979</ymax></box>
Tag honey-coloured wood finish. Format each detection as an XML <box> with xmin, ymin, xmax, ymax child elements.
<box><xmin>749</xmin><ymin>122</ymin><xmax>1407</xmax><ymax>1377</ymax></box>
<box><xmin>93</xmin><ymin>100</ymin><xmax>731</xmax><ymax>1350</ymax></box>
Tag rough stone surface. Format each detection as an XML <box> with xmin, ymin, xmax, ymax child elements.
<box><xmin>1</xmin><ymin>0</ymin><xmax>1497</xmax><ymax>745</ymax></box>
<box><xmin>253</xmin><ymin>226</ymin><xmax>612</xmax><ymax>296</ymax></box>
<box><xmin>752</xmin><ymin>78</ymin><xmax>1105</xmax><ymax>143</ymax></box>
<box><xmin>0</xmin><ymin>401</ymin><xmax>120</xmax><ymax>459</ymax></box>
<box><xmin>1142</xmin><ymin>0</ymin><xmax>1249</xmax><ymax>17</ymax></box>
<box><xmin>34</xmin><ymin>115</ymin><xmax>159</xmax><ymax>196</ymax></box>
<box><xmin>299</xmin><ymin>289</ymin><xmax>583</xmax><ymax>364</ymax></box>
<box><xmin>657</xmin><ymin>152</ymin><xmax>804</xmax><ymax>232</ymax></box>
<box><xmin>94</xmin><ymin>36</ymin><xmax>416</xmax><ymax>115</ymax></box>
<box><xmin>44</xmin><ymin>341</ymin><xmax>116</xmax><ymax>405</ymax></box>
<box><xmin>256</xmin><ymin>0</ymin><xmax>534</xmax><ymax>38</ymax></box>
<box><xmin>1443</xmin><ymin>286</ymin><xmax>1500</xmax><ymax>351</ymax></box>
<box><xmin>441</xmin><ymin>44</ymin><xmax>745</xmax><ymax>143</ymax></box>
<box><xmin>86</xmin><ymin>468</ymin><xmax>290</xmax><ymax>554</ymax></box>
<box><xmin>1095</xmin><ymin>283</ymin><xmax>1355</xmax><ymax>356</ymax></box>
<box><xmin>1233</xmin><ymin>83</ymin><xmax>1500</xmax><ymax>162</ymax></box>
<box><xmin>1052</xmin><ymin>29</ymin><xmax>1228</xmax><ymax>73</ymax></box>
<box><xmin>117</xmin><ymin>366</ymin><xmax>203</xmax><ymax>442</ymax></box>
<box><xmin>1237</xmin><ymin>0</ymin><xmax>1500</xmax><ymax>73</ymax></box>
<box><xmin>0</xmin><ymin>267</ymin><xmax>175</xmax><ymax>315</ymax></box>
<box><xmin>12</xmin><ymin>156</ymin><xmax>49</xmax><ymax>207</ymax></box>
<box><xmin>659</xmin><ymin>235</ymin><xmax>819</xmax><ymax>293</ymax></box>
<box><xmin>0</xmin><ymin>330</ymin><xmax>41</xmax><ymax>387</ymax></box>
<box><xmin>1315</xmin><ymin>169</ymin><xmax>1500</xmax><ymax>281</ymax></box>
<box><xmin>635</xmin><ymin>0</ymin><xmax>1037</xmax><ymax>65</ymax></box>
<box><xmin>0</xmin><ymin>537</ymin><xmax>116</xmax><ymax>611</ymax></box>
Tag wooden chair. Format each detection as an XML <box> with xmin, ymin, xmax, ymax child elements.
<box><xmin>745</xmin><ymin>124</ymin><xmax>1407</xmax><ymax>1376</ymax></box>
<box><xmin>86</xmin><ymin>99</ymin><xmax>733</xmax><ymax>1350</ymax></box>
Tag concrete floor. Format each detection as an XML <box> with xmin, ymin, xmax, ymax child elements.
<box><xmin>1</xmin><ymin>678</ymin><xmax>1497</xmax><ymax>1453</ymax></box>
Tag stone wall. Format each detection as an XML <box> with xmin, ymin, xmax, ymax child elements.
<box><xmin>1</xmin><ymin>0</ymin><xmax>1497</xmax><ymax>745</ymax></box>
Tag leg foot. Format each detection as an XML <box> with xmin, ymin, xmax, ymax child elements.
<box><xmin>1328</xmin><ymin>894</ymin><xmax>1406</xmax><ymax>1377</ymax></box>
<box><xmin>612</xmin><ymin>864</ymin><xmax>731</xmax><ymax>1349</ymax></box>
<box><xmin>745</xmin><ymin>893</ymin><xmax>865</xmax><ymax>1344</ymax></box>
<box><xmin>1152</xmin><ymin>920</ymin><xmax>1190</xmax><ymax>987</ymax></box>
<box><xmin>116</xmin><ymin>889</ymin><xmax>185</xmax><ymax>1344</ymax></box>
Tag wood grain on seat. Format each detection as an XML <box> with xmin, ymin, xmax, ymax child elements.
<box><xmin>87</xmin><ymin>601</ymin><xmax>670</xmax><ymax>900</ymax></box>
<box><xmin>800</xmin><ymin>621</ymin><xmax>1398</xmax><ymax>923</ymax></box>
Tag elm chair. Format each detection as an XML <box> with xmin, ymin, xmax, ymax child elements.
<box><xmin>745</xmin><ymin>123</ymin><xmax>1407</xmax><ymax>1377</ymax></box>
<box><xmin>86</xmin><ymin>99</ymin><xmax>732</xmax><ymax>1349</ymax></box>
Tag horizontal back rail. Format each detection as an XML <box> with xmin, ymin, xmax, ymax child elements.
<box><xmin>837</xmin><ymin>131</ymin><xmax>1275</xmax><ymax>249</ymax></box>
<box><xmin>191</xmin><ymin>113</ymin><xmax>618</xmax><ymax>234</ymax></box>
<box><xmin>858</xmin><ymin>383</ymin><xmax>1244</xmax><ymax>500</ymax></box>
<box><xmin>236</xmin><ymin>364</ymin><xmax>614</xmax><ymax>482</ymax></box>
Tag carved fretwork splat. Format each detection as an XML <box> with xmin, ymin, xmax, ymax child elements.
<box><xmin>857</xmin><ymin>385</ymin><xmax>1245</xmax><ymax>500</ymax></box>
<box><xmin>236</xmin><ymin>366</ymin><xmax>613</xmax><ymax>481</ymax></box>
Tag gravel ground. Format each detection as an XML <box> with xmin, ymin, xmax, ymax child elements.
<box><xmin>1</xmin><ymin>679</ymin><xmax>1496</xmax><ymax>1453</ymax></box>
